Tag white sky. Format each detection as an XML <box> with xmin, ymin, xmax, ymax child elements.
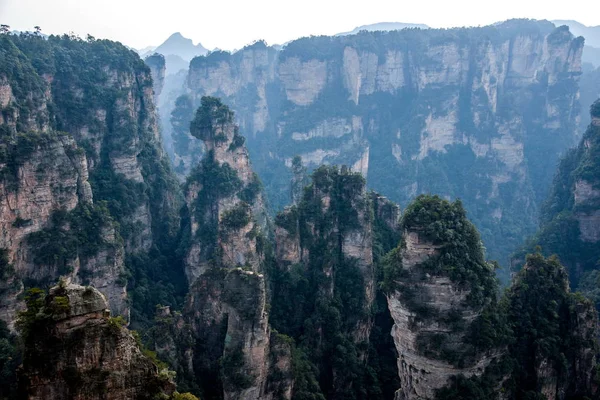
<box><xmin>1</xmin><ymin>0</ymin><xmax>598</xmax><ymax>50</ymax></box>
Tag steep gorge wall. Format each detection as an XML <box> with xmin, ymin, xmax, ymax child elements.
<box><xmin>0</xmin><ymin>34</ymin><xmax>181</xmax><ymax>326</ymax></box>
<box><xmin>185</xmin><ymin>20</ymin><xmax>584</xmax><ymax>268</ymax></box>
<box><xmin>516</xmin><ymin>99</ymin><xmax>600</xmax><ymax>308</ymax></box>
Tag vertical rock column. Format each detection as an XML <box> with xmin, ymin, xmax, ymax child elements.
<box><xmin>181</xmin><ymin>97</ymin><xmax>291</xmax><ymax>400</ymax></box>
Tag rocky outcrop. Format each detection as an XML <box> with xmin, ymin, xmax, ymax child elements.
<box><xmin>384</xmin><ymin>195</ymin><xmax>502</xmax><ymax>399</ymax></box>
<box><xmin>0</xmin><ymin>131</ymin><xmax>127</xmax><ymax>325</ymax></box>
<box><xmin>184</xmin><ymin>268</ymin><xmax>284</xmax><ymax>400</ymax></box>
<box><xmin>0</xmin><ymin>33</ymin><xmax>181</xmax><ymax>326</ymax></box>
<box><xmin>185</xmin><ymin>19</ymin><xmax>584</xmax><ymax>268</ymax></box>
<box><xmin>387</xmin><ymin>231</ymin><xmax>497</xmax><ymax>399</ymax></box>
<box><xmin>18</xmin><ymin>283</ymin><xmax>175</xmax><ymax>400</ymax></box>
<box><xmin>145</xmin><ymin>53</ymin><xmax>166</xmax><ymax>101</ymax></box>
<box><xmin>371</xmin><ymin>192</ymin><xmax>401</xmax><ymax>233</ymax></box>
<box><xmin>573</xmin><ymin>180</ymin><xmax>600</xmax><ymax>242</ymax></box>
<box><xmin>183</xmin><ymin>97</ymin><xmax>267</xmax><ymax>282</ymax></box>
<box><xmin>272</xmin><ymin>165</ymin><xmax>384</xmax><ymax>396</ymax></box>
<box><xmin>180</xmin><ymin>97</ymin><xmax>291</xmax><ymax>400</ymax></box>
<box><xmin>571</xmin><ymin>104</ymin><xmax>600</xmax><ymax>243</ymax></box>
<box><xmin>275</xmin><ymin>165</ymin><xmax>375</xmax><ymax>311</ymax></box>
<box><xmin>187</xmin><ymin>42</ymin><xmax>278</xmax><ymax>137</ymax></box>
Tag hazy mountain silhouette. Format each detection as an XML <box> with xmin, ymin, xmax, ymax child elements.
<box><xmin>336</xmin><ymin>22</ymin><xmax>429</xmax><ymax>36</ymax></box>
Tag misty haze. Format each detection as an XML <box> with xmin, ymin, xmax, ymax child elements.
<box><xmin>0</xmin><ymin>1</ymin><xmax>600</xmax><ymax>399</ymax></box>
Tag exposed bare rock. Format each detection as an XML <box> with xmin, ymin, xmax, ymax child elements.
<box><xmin>371</xmin><ymin>192</ymin><xmax>401</xmax><ymax>232</ymax></box>
<box><xmin>0</xmin><ymin>34</ymin><xmax>181</xmax><ymax>331</ymax></box>
<box><xmin>384</xmin><ymin>196</ymin><xmax>504</xmax><ymax>399</ymax></box>
<box><xmin>388</xmin><ymin>230</ymin><xmax>498</xmax><ymax>399</ymax></box>
<box><xmin>187</xmin><ymin>42</ymin><xmax>277</xmax><ymax>137</ymax></box>
<box><xmin>0</xmin><ymin>78</ymin><xmax>12</xmax><ymax>108</ymax></box>
<box><xmin>183</xmin><ymin>99</ymin><xmax>267</xmax><ymax>282</ymax></box>
<box><xmin>278</xmin><ymin>57</ymin><xmax>328</xmax><ymax>106</ymax></box>
<box><xmin>274</xmin><ymin>219</ymin><xmax>302</xmax><ymax>265</ymax></box>
<box><xmin>185</xmin><ymin>20</ymin><xmax>583</xmax><ymax>266</ymax></box>
<box><xmin>144</xmin><ymin>53</ymin><xmax>166</xmax><ymax>101</ymax></box>
<box><xmin>18</xmin><ymin>283</ymin><xmax>175</xmax><ymax>400</ymax></box>
<box><xmin>522</xmin><ymin>100</ymin><xmax>600</xmax><ymax>288</ymax></box>
<box><xmin>0</xmin><ymin>133</ymin><xmax>127</xmax><ymax>325</ymax></box>
<box><xmin>273</xmin><ymin>166</ymin><xmax>380</xmax><ymax>393</ymax></box>
<box><xmin>264</xmin><ymin>333</ymin><xmax>294</xmax><ymax>400</ymax></box>
<box><xmin>181</xmin><ymin>268</ymin><xmax>293</xmax><ymax>400</ymax></box>
<box><xmin>572</xmin><ymin>180</ymin><xmax>600</xmax><ymax>242</ymax></box>
<box><xmin>180</xmin><ymin>97</ymin><xmax>291</xmax><ymax>400</ymax></box>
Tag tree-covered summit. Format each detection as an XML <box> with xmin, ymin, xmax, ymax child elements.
<box><xmin>387</xmin><ymin>194</ymin><xmax>498</xmax><ymax>308</ymax></box>
<box><xmin>190</xmin><ymin>96</ymin><xmax>235</xmax><ymax>141</ymax></box>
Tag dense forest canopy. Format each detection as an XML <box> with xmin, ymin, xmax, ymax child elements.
<box><xmin>0</xmin><ymin>24</ymin><xmax>599</xmax><ymax>400</ymax></box>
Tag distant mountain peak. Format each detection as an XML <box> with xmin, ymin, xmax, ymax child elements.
<box><xmin>147</xmin><ymin>32</ymin><xmax>208</xmax><ymax>63</ymax></box>
<box><xmin>164</xmin><ymin>32</ymin><xmax>191</xmax><ymax>44</ymax></box>
<box><xmin>553</xmin><ymin>20</ymin><xmax>595</xmax><ymax>29</ymax></box>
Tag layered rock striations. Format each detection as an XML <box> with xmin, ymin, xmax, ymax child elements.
<box><xmin>179</xmin><ymin>97</ymin><xmax>290</xmax><ymax>400</ymax></box>
<box><xmin>187</xmin><ymin>42</ymin><xmax>278</xmax><ymax>138</ymax></box>
<box><xmin>2</xmin><ymin>29</ymin><xmax>598</xmax><ymax>400</ymax></box>
<box><xmin>385</xmin><ymin>196</ymin><xmax>600</xmax><ymax>400</ymax></box>
<box><xmin>274</xmin><ymin>164</ymin><xmax>376</xmax><ymax>332</ymax></box>
<box><xmin>18</xmin><ymin>283</ymin><xmax>175</xmax><ymax>400</ymax></box>
<box><xmin>383</xmin><ymin>195</ymin><xmax>503</xmax><ymax>399</ymax></box>
<box><xmin>183</xmin><ymin>96</ymin><xmax>267</xmax><ymax>282</ymax></box>
<box><xmin>185</xmin><ymin>20</ymin><xmax>585</xmax><ymax>270</ymax></box>
<box><xmin>0</xmin><ymin>33</ymin><xmax>181</xmax><ymax>325</ymax></box>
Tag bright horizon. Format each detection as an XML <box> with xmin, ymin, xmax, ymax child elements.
<box><xmin>1</xmin><ymin>0</ymin><xmax>599</xmax><ymax>51</ymax></box>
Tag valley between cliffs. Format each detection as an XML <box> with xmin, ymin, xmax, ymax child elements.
<box><xmin>1</xmin><ymin>24</ymin><xmax>599</xmax><ymax>400</ymax></box>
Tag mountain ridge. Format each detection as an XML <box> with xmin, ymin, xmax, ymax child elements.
<box><xmin>336</xmin><ymin>22</ymin><xmax>430</xmax><ymax>36</ymax></box>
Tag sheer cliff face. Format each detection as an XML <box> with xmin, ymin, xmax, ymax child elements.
<box><xmin>271</xmin><ymin>167</ymin><xmax>403</xmax><ymax>398</ymax></box>
<box><xmin>387</xmin><ymin>230</ymin><xmax>499</xmax><ymax>400</ymax></box>
<box><xmin>520</xmin><ymin>100</ymin><xmax>600</xmax><ymax>301</ymax></box>
<box><xmin>568</xmin><ymin>107</ymin><xmax>600</xmax><ymax>246</ymax></box>
<box><xmin>18</xmin><ymin>283</ymin><xmax>175</xmax><ymax>400</ymax></box>
<box><xmin>181</xmin><ymin>97</ymin><xmax>291</xmax><ymax>400</ymax></box>
<box><xmin>187</xmin><ymin>42</ymin><xmax>278</xmax><ymax>137</ymax></box>
<box><xmin>183</xmin><ymin>98</ymin><xmax>267</xmax><ymax>282</ymax></box>
<box><xmin>385</xmin><ymin>197</ymin><xmax>600</xmax><ymax>400</ymax></box>
<box><xmin>145</xmin><ymin>53</ymin><xmax>166</xmax><ymax>101</ymax></box>
<box><xmin>184</xmin><ymin>269</ymin><xmax>278</xmax><ymax>400</ymax></box>
<box><xmin>0</xmin><ymin>35</ymin><xmax>180</xmax><ymax>325</ymax></box>
<box><xmin>383</xmin><ymin>196</ymin><xmax>502</xmax><ymax>399</ymax></box>
<box><xmin>186</xmin><ymin>20</ymin><xmax>584</xmax><ymax>267</ymax></box>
